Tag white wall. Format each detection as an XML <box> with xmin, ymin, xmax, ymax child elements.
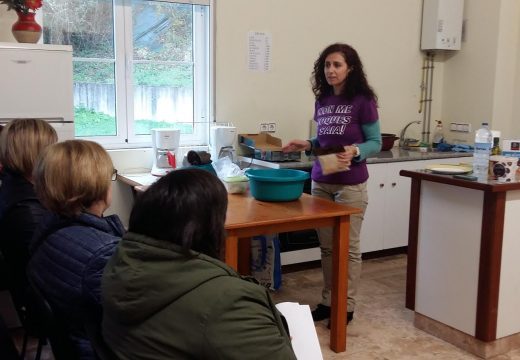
<box><xmin>442</xmin><ymin>0</ymin><xmax>520</xmax><ymax>142</ymax></box>
<box><xmin>216</xmin><ymin>0</ymin><xmax>427</xmax><ymax>142</ymax></box>
<box><xmin>514</xmin><ymin>9</ymin><xmax>520</xmax><ymax>137</ymax></box>
<box><xmin>0</xmin><ymin>8</ymin><xmax>15</xmax><ymax>42</ymax></box>
<box><xmin>493</xmin><ymin>0</ymin><xmax>520</xmax><ymax>139</ymax></box>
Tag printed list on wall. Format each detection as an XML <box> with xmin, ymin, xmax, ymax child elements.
<box><xmin>248</xmin><ymin>31</ymin><xmax>272</xmax><ymax>72</ymax></box>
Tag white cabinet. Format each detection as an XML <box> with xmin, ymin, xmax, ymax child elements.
<box><xmin>0</xmin><ymin>42</ymin><xmax>74</xmax><ymax>140</ymax></box>
<box><xmin>361</xmin><ymin>161</ymin><xmax>423</xmax><ymax>252</ymax></box>
<box><xmin>361</xmin><ymin>157</ymin><xmax>472</xmax><ymax>253</ymax></box>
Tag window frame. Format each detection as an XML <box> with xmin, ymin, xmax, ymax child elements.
<box><xmin>62</xmin><ymin>0</ymin><xmax>213</xmax><ymax>149</ymax></box>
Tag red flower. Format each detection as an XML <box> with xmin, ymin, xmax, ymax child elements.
<box><xmin>0</xmin><ymin>0</ymin><xmax>42</xmax><ymax>13</ymax></box>
<box><xmin>24</xmin><ymin>0</ymin><xmax>42</xmax><ymax>10</ymax></box>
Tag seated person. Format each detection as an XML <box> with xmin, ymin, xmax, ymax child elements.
<box><xmin>102</xmin><ymin>168</ymin><xmax>296</xmax><ymax>360</ymax></box>
<box><xmin>0</xmin><ymin>119</ymin><xmax>57</xmax><ymax>328</ymax></box>
<box><xmin>28</xmin><ymin>140</ymin><xmax>124</xmax><ymax>359</ymax></box>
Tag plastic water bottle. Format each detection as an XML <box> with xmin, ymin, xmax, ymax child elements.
<box><xmin>473</xmin><ymin>122</ymin><xmax>492</xmax><ymax>180</ymax></box>
<box><xmin>432</xmin><ymin>120</ymin><xmax>444</xmax><ymax>148</ymax></box>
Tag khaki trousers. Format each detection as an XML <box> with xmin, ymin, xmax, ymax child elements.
<box><xmin>311</xmin><ymin>181</ymin><xmax>368</xmax><ymax>312</ymax></box>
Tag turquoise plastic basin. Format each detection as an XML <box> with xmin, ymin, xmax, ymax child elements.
<box><xmin>245</xmin><ymin>169</ymin><xmax>310</xmax><ymax>202</ymax></box>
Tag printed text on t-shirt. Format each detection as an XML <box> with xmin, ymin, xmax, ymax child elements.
<box><xmin>317</xmin><ymin>104</ymin><xmax>352</xmax><ymax>135</ymax></box>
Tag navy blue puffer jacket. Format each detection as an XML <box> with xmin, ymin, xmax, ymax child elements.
<box><xmin>28</xmin><ymin>212</ymin><xmax>124</xmax><ymax>359</ymax></box>
<box><xmin>0</xmin><ymin>170</ymin><xmax>49</xmax><ymax>314</ymax></box>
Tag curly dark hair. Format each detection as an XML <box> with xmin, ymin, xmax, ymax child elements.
<box><xmin>311</xmin><ymin>43</ymin><xmax>377</xmax><ymax>104</ymax></box>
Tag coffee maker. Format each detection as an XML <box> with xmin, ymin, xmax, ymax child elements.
<box><xmin>209</xmin><ymin>124</ymin><xmax>237</xmax><ymax>162</ymax></box>
<box><xmin>151</xmin><ymin>128</ymin><xmax>181</xmax><ymax>176</ymax></box>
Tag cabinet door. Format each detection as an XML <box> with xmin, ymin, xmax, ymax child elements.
<box><xmin>383</xmin><ymin>161</ymin><xmax>423</xmax><ymax>249</ymax></box>
<box><xmin>0</xmin><ymin>46</ymin><xmax>73</xmax><ymax>121</ymax></box>
<box><xmin>363</xmin><ymin>161</ymin><xmax>424</xmax><ymax>253</ymax></box>
<box><xmin>361</xmin><ymin>163</ymin><xmax>386</xmax><ymax>253</ymax></box>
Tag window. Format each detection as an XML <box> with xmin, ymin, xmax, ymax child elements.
<box><xmin>42</xmin><ymin>0</ymin><xmax>212</xmax><ymax>148</ymax></box>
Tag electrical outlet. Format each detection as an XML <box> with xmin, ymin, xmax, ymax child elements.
<box><xmin>268</xmin><ymin>122</ymin><xmax>276</xmax><ymax>132</ymax></box>
<box><xmin>260</xmin><ymin>123</ymin><xmax>269</xmax><ymax>132</ymax></box>
<box><xmin>450</xmin><ymin>122</ymin><xmax>457</xmax><ymax>131</ymax></box>
<box><xmin>449</xmin><ymin>122</ymin><xmax>471</xmax><ymax>133</ymax></box>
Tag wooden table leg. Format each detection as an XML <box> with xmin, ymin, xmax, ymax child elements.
<box><xmin>237</xmin><ymin>237</ymin><xmax>251</xmax><ymax>275</ymax></box>
<box><xmin>330</xmin><ymin>215</ymin><xmax>349</xmax><ymax>352</ymax></box>
<box><xmin>225</xmin><ymin>233</ymin><xmax>239</xmax><ymax>271</ymax></box>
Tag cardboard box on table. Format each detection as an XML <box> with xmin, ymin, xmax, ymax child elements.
<box><xmin>239</xmin><ymin>133</ymin><xmax>301</xmax><ymax>162</ymax></box>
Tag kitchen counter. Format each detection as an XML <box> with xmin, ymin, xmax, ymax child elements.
<box><xmin>238</xmin><ymin>148</ymin><xmax>472</xmax><ymax>169</ymax></box>
<box><xmin>400</xmin><ymin>169</ymin><xmax>520</xmax><ymax>358</ymax></box>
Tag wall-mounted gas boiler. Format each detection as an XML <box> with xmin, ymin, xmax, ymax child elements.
<box><xmin>421</xmin><ymin>0</ymin><xmax>464</xmax><ymax>51</ymax></box>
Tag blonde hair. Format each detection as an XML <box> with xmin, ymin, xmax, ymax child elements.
<box><xmin>0</xmin><ymin>119</ymin><xmax>58</xmax><ymax>179</ymax></box>
<box><xmin>34</xmin><ymin>140</ymin><xmax>114</xmax><ymax>217</ymax></box>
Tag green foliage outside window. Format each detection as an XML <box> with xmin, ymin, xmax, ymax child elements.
<box><xmin>74</xmin><ymin>107</ymin><xmax>193</xmax><ymax>137</ymax></box>
<box><xmin>74</xmin><ymin>107</ymin><xmax>116</xmax><ymax>136</ymax></box>
<box><xmin>72</xmin><ymin>64</ymin><xmax>192</xmax><ymax>87</ymax></box>
<box><xmin>133</xmin><ymin>64</ymin><xmax>192</xmax><ymax>87</ymax></box>
<box><xmin>44</xmin><ymin>0</ymin><xmax>193</xmax><ymax>87</ymax></box>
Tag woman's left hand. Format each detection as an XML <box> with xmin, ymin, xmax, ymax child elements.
<box><xmin>343</xmin><ymin>145</ymin><xmax>358</xmax><ymax>158</ymax></box>
<box><xmin>335</xmin><ymin>145</ymin><xmax>356</xmax><ymax>167</ymax></box>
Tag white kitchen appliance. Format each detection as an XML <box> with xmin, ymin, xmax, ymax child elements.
<box><xmin>0</xmin><ymin>42</ymin><xmax>74</xmax><ymax>140</ymax></box>
<box><xmin>151</xmin><ymin>128</ymin><xmax>181</xmax><ymax>176</ymax></box>
<box><xmin>210</xmin><ymin>124</ymin><xmax>237</xmax><ymax>163</ymax></box>
<box><xmin>420</xmin><ymin>0</ymin><xmax>464</xmax><ymax>51</ymax></box>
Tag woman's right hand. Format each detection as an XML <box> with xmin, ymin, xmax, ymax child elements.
<box><xmin>282</xmin><ymin>139</ymin><xmax>310</xmax><ymax>153</ymax></box>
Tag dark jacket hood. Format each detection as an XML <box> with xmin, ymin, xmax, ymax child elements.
<box><xmin>102</xmin><ymin>232</ymin><xmax>237</xmax><ymax>325</ymax></box>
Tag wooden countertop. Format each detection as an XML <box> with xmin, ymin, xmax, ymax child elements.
<box><xmin>400</xmin><ymin>169</ymin><xmax>520</xmax><ymax>192</ymax></box>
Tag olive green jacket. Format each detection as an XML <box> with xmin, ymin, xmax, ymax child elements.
<box><xmin>102</xmin><ymin>232</ymin><xmax>296</xmax><ymax>360</ymax></box>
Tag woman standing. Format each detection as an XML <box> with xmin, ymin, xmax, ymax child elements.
<box><xmin>283</xmin><ymin>43</ymin><xmax>382</xmax><ymax>326</ymax></box>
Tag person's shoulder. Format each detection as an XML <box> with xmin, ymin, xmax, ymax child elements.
<box><xmin>1</xmin><ymin>198</ymin><xmax>47</xmax><ymax>237</ymax></box>
<box><xmin>70</xmin><ymin>213</ymin><xmax>124</xmax><ymax>239</ymax></box>
<box><xmin>352</xmin><ymin>93</ymin><xmax>375</xmax><ymax>103</ymax></box>
<box><xmin>48</xmin><ymin>219</ymin><xmax>120</xmax><ymax>255</ymax></box>
<box><xmin>209</xmin><ymin>273</ymin><xmax>268</xmax><ymax>301</ymax></box>
<box><xmin>0</xmin><ymin>172</ymin><xmax>38</xmax><ymax>207</ymax></box>
<box><xmin>352</xmin><ymin>94</ymin><xmax>378</xmax><ymax>111</ymax></box>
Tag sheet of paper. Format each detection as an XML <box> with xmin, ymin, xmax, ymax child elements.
<box><xmin>247</xmin><ymin>31</ymin><xmax>272</xmax><ymax>72</ymax></box>
<box><xmin>276</xmin><ymin>302</ymin><xmax>323</xmax><ymax>360</ymax></box>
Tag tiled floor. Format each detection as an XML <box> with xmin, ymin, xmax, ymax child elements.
<box><xmin>271</xmin><ymin>254</ymin><xmax>520</xmax><ymax>360</ymax></box>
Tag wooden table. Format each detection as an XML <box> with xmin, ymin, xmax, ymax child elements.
<box><xmin>225</xmin><ymin>192</ymin><xmax>360</xmax><ymax>353</ymax></box>
<box><xmin>118</xmin><ymin>173</ymin><xmax>360</xmax><ymax>352</ymax></box>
